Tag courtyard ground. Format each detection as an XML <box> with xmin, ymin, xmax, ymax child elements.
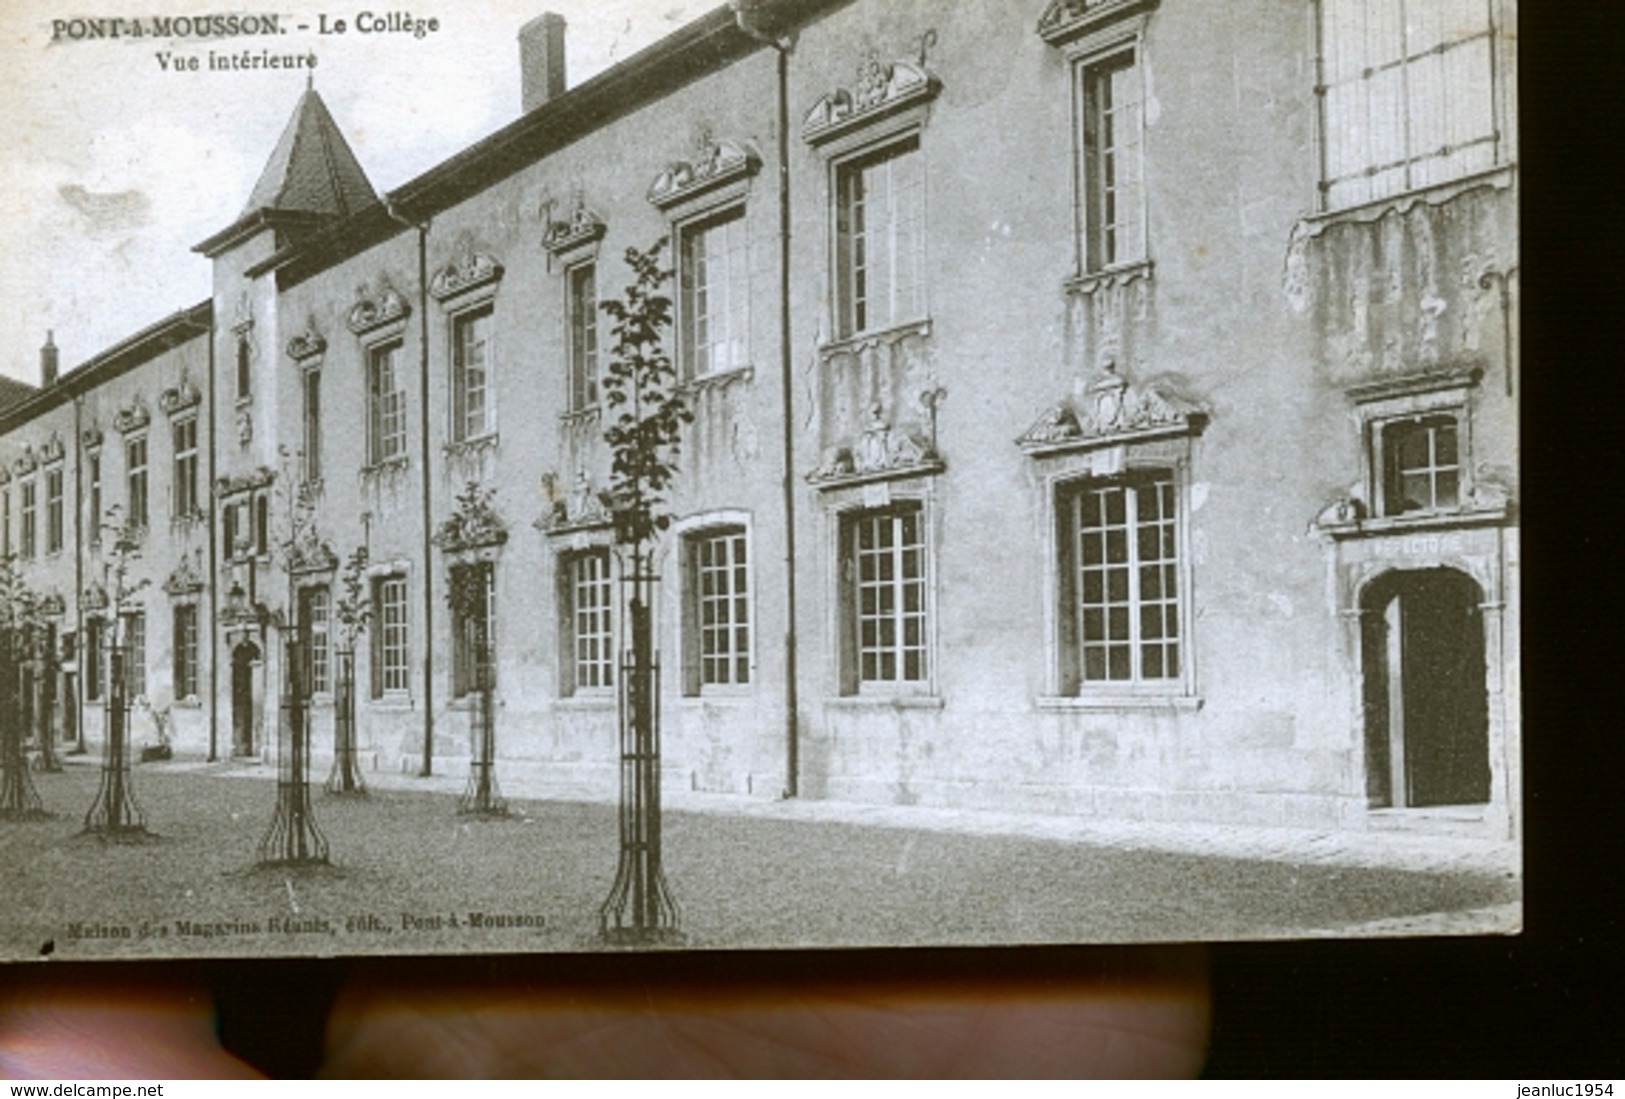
<box><xmin>0</xmin><ymin>758</ymin><xmax>1519</xmax><ymax>961</ymax></box>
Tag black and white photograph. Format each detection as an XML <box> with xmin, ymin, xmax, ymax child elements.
<box><xmin>0</xmin><ymin>0</ymin><xmax>1519</xmax><ymax>961</ymax></box>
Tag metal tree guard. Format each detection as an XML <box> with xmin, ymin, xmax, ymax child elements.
<box><xmin>324</xmin><ymin>648</ymin><xmax>367</xmax><ymax>796</ymax></box>
<box><xmin>0</xmin><ymin>637</ymin><xmax>47</xmax><ymax>820</ymax></box>
<box><xmin>36</xmin><ymin>639</ymin><xmax>59</xmax><ymax>773</ymax></box>
<box><xmin>458</xmin><ymin>638</ymin><xmax>506</xmax><ymax>816</ymax></box>
<box><xmin>82</xmin><ymin>645</ymin><xmax>148</xmax><ymax>837</ymax></box>
<box><xmin>257</xmin><ymin>635</ymin><xmax>329</xmax><ymax>866</ymax></box>
<box><xmin>599</xmin><ymin>556</ymin><xmax>680</xmax><ymax>944</ymax></box>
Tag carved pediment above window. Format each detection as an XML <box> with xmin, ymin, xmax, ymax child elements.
<box><xmin>802</xmin><ymin>54</ymin><xmax>941</xmax><ymax>146</ymax></box>
<box><xmin>40</xmin><ymin>435</ymin><xmax>66</xmax><ymax>465</ymax></box>
<box><xmin>1036</xmin><ymin>0</ymin><xmax>1158</xmax><ymax>46</ymax></box>
<box><xmin>1017</xmin><ymin>364</ymin><xmax>1205</xmax><ymax>455</ymax></box>
<box><xmin>433</xmin><ymin>481</ymin><xmax>509</xmax><ymax>556</ymax></box>
<box><xmin>347</xmin><ymin>282</ymin><xmax>411</xmax><ymax>335</ymax></box>
<box><xmin>82</xmin><ymin>424</ymin><xmax>103</xmax><ymax>450</ymax></box>
<box><xmin>808</xmin><ymin>407</ymin><xmax>943</xmax><ymax>489</ymax></box>
<box><xmin>214</xmin><ymin>465</ymin><xmax>275</xmax><ymax>499</ymax></box>
<box><xmin>12</xmin><ymin>446</ymin><xmax>38</xmax><ymax>476</ymax></box>
<box><xmin>83</xmin><ymin>581</ymin><xmax>109</xmax><ymax>615</ymax></box>
<box><xmin>162</xmin><ymin>553</ymin><xmax>206</xmax><ymax>596</ymax></box>
<box><xmin>647</xmin><ymin>137</ymin><xmax>761</xmax><ymax>210</ymax></box>
<box><xmin>159</xmin><ymin>375</ymin><xmax>202</xmax><ymax>416</ymax></box>
<box><xmin>534</xmin><ymin>469</ymin><xmax>613</xmax><ymax>534</ymax></box>
<box><xmin>113</xmin><ymin>399</ymin><xmax>151</xmax><ymax>434</ymax></box>
<box><xmin>542</xmin><ymin>198</ymin><xmax>607</xmax><ymax>257</ymax></box>
<box><xmin>429</xmin><ymin>247</ymin><xmax>504</xmax><ymax>303</ymax></box>
<box><xmin>285</xmin><ymin>322</ymin><xmax>327</xmax><ymax>362</ymax></box>
<box><xmin>287</xmin><ymin>525</ymin><xmax>339</xmax><ymax>576</ymax></box>
<box><xmin>39</xmin><ymin>592</ymin><xmax>66</xmax><ymax>617</ymax></box>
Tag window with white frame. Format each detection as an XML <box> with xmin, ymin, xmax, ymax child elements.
<box><xmin>368</xmin><ymin>341</ymin><xmax>407</xmax><ymax>466</ymax></box>
<box><xmin>451</xmin><ymin>560</ymin><xmax>496</xmax><ymax>698</ymax></box>
<box><xmin>1076</xmin><ymin>46</ymin><xmax>1147</xmax><ymax>272</ymax></box>
<box><xmin>560</xmin><ymin>548</ymin><xmax>613</xmax><ymax>695</ymax></box>
<box><xmin>840</xmin><ymin>504</ymin><xmax>929</xmax><ymax>691</ymax></box>
<box><xmin>45</xmin><ymin>468</ymin><xmax>64</xmax><ymax>554</ymax></box>
<box><xmin>451</xmin><ymin>305</ymin><xmax>493</xmax><ymax>442</ymax></box>
<box><xmin>172</xmin><ymin>417</ymin><xmax>198</xmax><ymax>518</ymax></box>
<box><xmin>1056</xmin><ymin>470</ymin><xmax>1181</xmax><ymax>692</ymax></box>
<box><xmin>19</xmin><ymin>478</ymin><xmax>36</xmax><ymax>560</ymax></box>
<box><xmin>567</xmin><ymin>261</ymin><xmax>599</xmax><ymax>411</ymax></box>
<box><xmin>835</xmin><ymin>137</ymin><xmax>926</xmax><ymax>338</ymax></box>
<box><xmin>680</xmin><ymin>207</ymin><xmax>750</xmax><ymax>377</ymax></box>
<box><xmin>1317</xmin><ymin>0</ymin><xmax>1501</xmax><ymax>210</ymax></box>
<box><xmin>126</xmin><ymin>435</ymin><xmax>149</xmax><ymax>528</ymax></box>
<box><xmin>299</xmin><ymin>585</ymin><xmax>332</xmax><ymax>696</ymax></box>
<box><xmin>371</xmin><ymin>573</ymin><xmax>409</xmax><ymax>697</ymax></box>
<box><xmin>172</xmin><ymin>602</ymin><xmax>199</xmax><ymax>699</ymax></box>
<box><xmin>684</xmin><ymin>526</ymin><xmax>750</xmax><ymax>693</ymax></box>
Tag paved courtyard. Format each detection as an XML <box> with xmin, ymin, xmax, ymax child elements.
<box><xmin>0</xmin><ymin>757</ymin><xmax>1519</xmax><ymax>961</ymax></box>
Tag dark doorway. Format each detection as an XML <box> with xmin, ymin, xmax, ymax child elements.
<box><xmin>231</xmin><ymin>641</ymin><xmax>261</xmax><ymax>757</ymax></box>
<box><xmin>1360</xmin><ymin>568</ymin><xmax>1490</xmax><ymax>808</ymax></box>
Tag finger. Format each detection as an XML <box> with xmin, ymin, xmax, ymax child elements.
<box><xmin>323</xmin><ymin>946</ymin><xmax>1208</xmax><ymax>1078</ymax></box>
<box><xmin>0</xmin><ymin>969</ymin><xmax>262</xmax><ymax>1080</ymax></box>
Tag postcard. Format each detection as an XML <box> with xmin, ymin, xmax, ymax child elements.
<box><xmin>0</xmin><ymin>0</ymin><xmax>1520</xmax><ymax>960</ymax></box>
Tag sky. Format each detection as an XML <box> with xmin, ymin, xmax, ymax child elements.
<box><xmin>0</xmin><ymin>0</ymin><xmax>708</xmax><ymax>384</ymax></box>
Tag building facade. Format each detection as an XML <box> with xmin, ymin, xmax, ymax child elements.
<box><xmin>2</xmin><ymin>0</ymin><xmax>1519</xmax><ymax>845</ymax></box>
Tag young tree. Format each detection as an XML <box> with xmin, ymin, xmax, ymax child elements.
<box><xmin>82</xmin><ymin>507</ymin><xmax>152</xmax><ymax>838</ymax></box>
<box><xmin>325</xmin><ymin>545</ymin><xmax>370</xmax><ymax>796</ymax></box>
<box><xmin>0</xmin><ymin>556</ymin><xmax>48</xmax><ymax>820</ymax></box>
<box><xmin>597</xmin><ymin>240</ymin><xmax>691</xmax><ymax>943</ymax></box>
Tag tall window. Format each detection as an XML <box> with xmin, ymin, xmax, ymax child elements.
<box><xmin>567</xmin><ymin>261</ymin><xmax>599</xmax><ymax>411</ymax></box>
<box><xmin>451</xmin><ymin>307</ymin><xmax>493</xmax><ymax>442</ymax></box>
<box><xmin>684</xmin><ymin>527</ymin><xmax>750</xmax><ymax>692</ymax></box>
<box><xmin>299</xmin><ymin>586</ymin><xmax>331</xmax><ymax>695</ymax></box>
<box><xmin>1381</xmin><ymin>414</ymin><xmax>1460</xmax><ymax>515</ymax></box>
<box><xmin>1</xmin><ymin>487</ymin><xmax>10</xmax><ymax>558</ymax></box>
<box><xmin>1077</xmin><ymin>48</ymin><xmax>1147</xmax><ymax>271</ymax></box>
<box><xmin>836</xmin><ymin>138</ymin><xmax>926</xmax><ymax>338</ymax></box>
<box><xmin>371</xmin><ymin>574</ymin><xmax>409</xmax><ymax>696</ymax></box>
<box><xmin>451</xmin><ymin>561</ymin><xmax>496</xmax><ymax>697</ymax></box>
<box><xmin>561</xmin><ymin>549</ymin><xmax>613</xmax><ymax>694</ymax></box>
<box><xmin>368</xmin><ymin>342</ymin><xmax>407</xmax><ymax>465</ymax></box>
<box><xmin>1057</xmin><ymin>471</ymin><xmax>1181</xmax><ymax>691</ymax></box>
<box><xmin>19</xmin><ymin>479</ymin><xmax>36</xmax><ymax>560</ymax></box>
<box><xmin>1317</xmin><ymin>0</ymin><xmax>1500</xmax><ymax>209</ymax></box>
<box><xmin>302</xmin><ymin>368</ymin><xmax>322</xmax><ymax>483</ymax></box>
<box><xmin>841</xmin><ymin>505</ymin><xmax>929</xmax><ymax>690</ymax></box>
<box><xmin>85</xmin><ymin>619</ymin><xmax>103</xmax><ymax>701</ymax></box>
<box><xmin>236</xmin><ymin>336</ymin><xmax>252</xmax><ymax>401</ymax></box>
<box><xmin>121</xmin><ymin>611</ymin><xmax>146</xmax><ymax>698</ymax></box>
<box><xmin>87</xmin><ymin>451</ymin><xmax>101</xmax><ymax>545</ymax></box>
<box><xmin>172</xmin><ymin>603</ymin><xmax>199</xmax><ymax>699</ymax></box>
<box><xmin>45</xmin><ymin>468</ymin><xmax>63</xmax><ymax>554</ymax></box>
<box><xmin>680</xmin><ymin>208</ymin><xmax>750</xmax><ymax>376</ymax></box>
<box><xmin>126</xmin><ymin>436</ymin><xmax>149</xmax><ymax>528</ymax></box>
<box><xmin>172</xmin><ymin>417</ymin><xmax>198</xmax><ymax>517</ymax></box>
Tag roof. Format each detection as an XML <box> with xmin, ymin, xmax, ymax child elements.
<box><xmin>242</xmin><ymin>87</ymin><xmax>377</xmax><ymax>219</ymax></box>
<box><xmin>0</xmin><ymin>376</ymin><xmax>36</xmax><ymax>413</ymax></box>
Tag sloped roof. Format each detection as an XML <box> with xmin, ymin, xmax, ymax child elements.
<box><xmin>0</xmin><ymin>375</ymin><xmax>35</xmax><ymax>413</ymax></box>
<box><xmin>241</xmin><ymin>88</ymin><xmax>376</xmax><ymax>219</ymax></box>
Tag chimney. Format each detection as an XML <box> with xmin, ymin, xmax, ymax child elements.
<box><xmin>40</xmin><ymin>330</ymin><xmax>58</xmax><ymax>387</ymax></box>
<box><xmin>519</xmin><ymin>13</ymin><xmax>567</xmax><ymax>113</ymax></box>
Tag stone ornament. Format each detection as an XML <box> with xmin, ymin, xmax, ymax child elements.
<box><xmin>113</xmin><ymin>399</ymin><xmax>151</xmax><ymax>435</ymax></box>
<box><xmin>802</xmin><ymin>54</ymin><xmax>940</xmax><ymax>145</ymax></box>
<box><xmin>542</xmin><ymin>197</ymin><xmax>607</xmax><ymax>256</ymax></box>
<box><xmin>162</xmin><ymin>552</ymin><xmax>207</xmax><ymax>596</ymax></box>
<box><xmin>1036</xmin><ymin>0</ymin><xmax>1159</xmax><ymax>45</ymax></box>
<box><xmin>432</xmin><ymin>482</ymin><xmax>510</xmax><ymax>555</ymax></box>
<box><xmin>429</xmin><ymin>247</ymin><xmax>504</xmax><ymax>302</ymax></box>
<box><xmin>347</xmin><ymin>281</ymin><xmax>411</xmax><ymax>335</ymax></box>
<box><xmin>1017</xmin><ymin>362</ymin><xmax>1203</xmax><ymax>454</ymax></box>
<box><xmin>159</xmin><ymin>376</ymin><xmax>202</xmax><ymax>416</ymax></box>
<box><xmin>535</xmin><ymin>469</ymin><xmax>612</xmax><ymax>532</ymax></box>
<box><xmin>647</xmin><ymin>137</ymin><xmax>760</xmax><ymax>210</ymax></box>
<box><xmin>286</xmin><ymin>322</ymin><xmax>328</xmax><ymax>361</ymax></box>
<box><xmin>809</xmin><ymin>404</ymin><xmax>942</xmax><ymax>487</ymax></box>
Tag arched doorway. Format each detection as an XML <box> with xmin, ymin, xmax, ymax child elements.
<box><xmin>1360</xmin><ymin>567</ymin><xmax>1490</xmax><ymax>808</ymax></box>
<box><xmin>231</xmin><ymin>640</ymin><xmax>261</xmax><ymax>757</ymax></box>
